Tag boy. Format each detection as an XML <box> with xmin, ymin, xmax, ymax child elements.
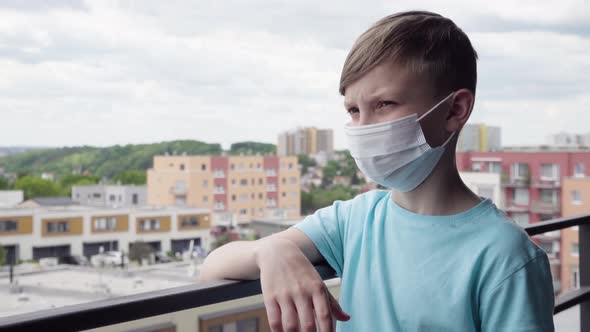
<box><xmin>200</xmin><ymin>11</ymin><xmax>555</xmax><ymax>332</ymax></box>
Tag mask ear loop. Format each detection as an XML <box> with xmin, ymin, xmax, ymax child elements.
<box><xmin>416</xmin><ymin>91</ymin><xmax>456</xmax><ymax>147</ymax></box>
<box><xmin>416</xmin><ymin>92</ymin><xmax>455</xmax><ymax>122</ymax></box>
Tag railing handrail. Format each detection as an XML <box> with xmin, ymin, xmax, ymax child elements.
<box><xmin>0</xmin><ymin>215</ymin><xmax>589</xmax><ymax>331</ymax></box>
<box><xmin>524</xmin><ymin>213</ymin><xmax>590</xmax><ymax>236</ymax></box>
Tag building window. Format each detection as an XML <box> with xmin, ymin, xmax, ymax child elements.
<box><xmin>231</xmin><ymin>179</ymin><xmax>236</xmax><ymax>186</ymax></box>
<box><xmin>118</xmin><ymin>195</ymin><xmax>122</xmax><ymax>202</ymax></box>
<box><xmin>180</xmin><ymin>164</ymin><xmax>185</xmax><ymax>171</ymax></box>
<box><xmin>511</xmin><ymin>213</ymin><xmax>529</xmax><ymax>227</ymax></box>
<box><xmin>47</xmin><ymin>221</ymin><xmax>69</xmax><ymax>233</ymax></box>
<box><xmin>258</xmin><ymin>193</ymin><xmax>263</xmax><ymax>199</ymax></box>
<box><xmin>203</xmin><ymin>196</ymin><xmax>208</xmax><ymax>203</ymax></box>
<box><xmin>540</xmin><ymin>163</ymin><xmax>559</xmax><ymax>180</ymax></box>
<box><xmin>249</xmin><ymin>163</ymin><xmax>254</xmax><ymax>169</ymax></box>
<box><xmin>288</xmin><ymin>163</ymin><xmax>293</xmax><ymax>169</ymax></box>
<box><xmin>572</xmin><ymin>267</ymin><xmax>580</xmax><ymax>289</ymax></box>
<box><xmin>540</xmin><ymin>189</ymin><xmax>557</xmax><ymax>204</ymax></box>
<box><xmin>572</xmin><ymin>190</ymin><xmax>582</xmax><ymax>204</ymax></box>
<box><xmin>290</xmin><ymin>191</ymin><xmax>298</xmax><ymax>199</ymax></box>
<box><xmin>214</xmin><ymin>201</ymin><xmax>225</xmax><ymax>210</ymax></box>
<box><xmin>510</xmin><ymin>163</ymin><xmax>529</xmax><ymax>180</ymax></box>
<box><xmin>575</xmin><ymin>163</ymin><xmax>585</xmax><ymax>177</ymax></box>
<box><xmin>132</xmin><ymin>193</ymin><xmax>138</xmax><ymax>204</ymax></box>
<box><xmin>140</xmin><ymin>219</ymin><xmax>160</xmax><ymax>231</ymax></box>
<box><xmin>0</xmin><ymin>220</ymin><xmax>18</xmax><ymax>232</ymax></box>
<box><xmin>240</xmin><ymin>179</ymin><xmax>248</xmax><ymax>186</ymax></box>
<box><xmin>109</xmin><ymin>194</ymin><xmax>116</xmax><ymax>202</ymax></box>
<box><xmin>239</xmin><ymin>209</ymin><xmax>248</xmax><ymax>215</ymax></box>
<box><xmin>266</xmin><ymin>184</ymin><xmax>277</xmax><ymax>192</ymax></box>
<box><xmin>572</xmin><ymin>243</ymin><xmax>579</xmax><ymax>256</ymax></box>
<box><xmin>94</xmin><ymin>217</ymin><xmax>117</xmax><ymax>230</ymax></box>
<box><xmin>230</xmin><ymin>163</ymin><xmax>235</xmax><ymax>170</ymax></box>
<box><xmin>257</xmin><ymin>163</ymin><xmax>261</xmax><ymax>169</ymax></box>
<box><xmin>251</xmin><ymin>178</ymin><xmax>255</xmax><ymax>185</ymax></box>
<box><xmin>258</xmin><ymin>178</ymin><xmax>263</xmax><ymax>185</ymax></box>
<box><xmin>266</xmin><ymin>168</ymin><xmax>277</xmax><ymax>176</ymax></box>
<box><xmin>513</xmin><ymin>188</ymin><xmax>529</xmax><ymax>205</ymax></box>
<box><xmin>282</xmin><ymin>192</ymin><xmax>286</xmax><ymax>197</ymax></box>
<box><xmin>181</xmin><ymin>216</ymin><xmax>199</xmax><ymax>227</ymax></box>
<box><xmin>289</xmin><ymin>177</ymin><xmax>297</xmax><ymax>184</ymax></box>
<box><xmin>282</xmin><ymin>178</ymin><xmax>286</xmax><ymax>184</ymax></box>
<box><xmin>201</xmin><ymin>164</ymin><xmax>207</xmax><ymax>171</ymax></box>
<box><xmin>266</xmin><ymin>198</ymin><xmax>277</xmax><ymax>207</ymax></box>
<box><xmin>214</xmin><ymin>168</ymin><xmax>225</xmax><ymax>178</ymax></box>
<box><xmin>231</xmin><ymin>195</ymin><xmax>236</xmax><ymax>202</ymax></box>
<box><xmin>251</xmin><ymin>193</ymin><xmax>255</xmax><ymax>199</ymax></box>
<box><xmin>214</xmin><ymin>185</ymin><xmax>225</xmax><ymax>194</ymax></box>
<box><xmin>240</xmin><ymin>194</ymin><xmax>248</xmax><ymax>201</ymax></box>
<box><xmin>93</xmin><ymin>193</ymin><xmax>101</xmax><ymax>198</ymax></box>
<box><xmin>175</xmin><ymin>196</ymin><xmax>187</xmax><ymax>205</ymax></box>
<box><xmin>203</xmin><ymin>179</ymin><xmax>209</xmax><ymax>187</ymax></box>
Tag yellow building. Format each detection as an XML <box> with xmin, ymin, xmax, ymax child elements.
<box><xmin>147</xmin><ymin>155</ymin><xmax>300</xmax><ymax>224</ymax></box>
<box><xmin>560</xmin><ymin>177</ymin><xmax>589</xmax><ymax>293</ymax></box>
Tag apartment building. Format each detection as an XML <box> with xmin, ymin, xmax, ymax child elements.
<box><xmin>72</xmin><ymin>184</ymin><xmax>147</xmax><ymax>207</ymax></box>
<box><xmin>277</xmin><ymin>127</ymin><xmax>334</xmax><ymax>156</ymax></box>
<box><xmin>147</xmin><ymin>155</ymin><xmax>300</xmax><ymax>224</ymax></box>
<box><xmin>0</xmin><ymin>205</ymin><xmax>211</xmax><ymax>263</ymax></box>
<box><xmin>560</xmin><ymin>176</ymin><xmax>588</xmax><ymax>294</ymax></box>
<box><xmin>456</xmin><ymin>123</ymin><xmax>501</xmax><ymax>152</ymax></box>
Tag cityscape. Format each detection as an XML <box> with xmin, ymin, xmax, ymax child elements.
<box><xmin>1</xmin><ymin>125</ymin><xmax>589</xmax><ymax>330</ymax></box>
<box><xmin>1</xmin><ymin>1</ymin><xmax>589</xmax><ymax>332</ymax></box>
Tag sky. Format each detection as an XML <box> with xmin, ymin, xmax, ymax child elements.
<box><xmin>1</xmin><ymin>0</ymin><xmax>589</xmax><ymax>150</ymax></box>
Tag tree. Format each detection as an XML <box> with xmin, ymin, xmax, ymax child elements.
<box><xmin>297</xmin><ymin>154</ymin><xmax>317</xmax><ymax>175</ymax></box>
<box><xmin>113</xmin><ymin>170</ymin><xmax>146</xmax><ymax>185</ymax></box>
<box><xmin>0</xmin><ymin>245</ymin><xmax>5</xmax><ymax>266</ymax></box>
<box><xmin>229</xmin><ymin>142</ymin><xmax>276</xmax><ymax>156</ymax></box>
<box><xmin>15</xmin><ymin>176</ymin><xmax>62</xmax><ymax>199</ymax></box>
<box><xmin>301</xmin><ymin>185</ymin><xmax>358</xmax><ymax>215</ymax></box>
<box><xmin>60</xmin><ymin>174</ymin><xmax>100</xmax><ymax>195</ymax></box>
<box><xmin>0</xmin><ymin>177</ymin><xmax>12</xmax><ymax>190</ymax></box>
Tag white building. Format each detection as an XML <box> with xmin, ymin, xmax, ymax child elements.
<box><xmin>0</xmin><ymin>205</ymin><xmax>211</xmax><ymax>263</ymax></box>
<box><xmin>72</xmin><ymin>184</ymin><xmax>147</xmax><ymax>207</ymax></box>
<box><xmin>459</xmin><ymin>171</ymin><xmax>504</xmax><ymax>209</ymax></box>
<box><xmin>0</xmin><ymin>190</ymin><xmax>23</xmax><ymax>207</ymax></box>
<box><xmin>546</xmin><ymin>132</ymin><xmax>590</xmax><ymax>147</ymax></box>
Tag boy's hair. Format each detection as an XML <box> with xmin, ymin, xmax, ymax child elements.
<box><xmin>339</xmin><ymin>11</ymin><xmax>478</xmax><ymax>98</ymax></box>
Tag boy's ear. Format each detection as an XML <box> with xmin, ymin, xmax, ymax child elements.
<box><xmin>446</xmin><ymin>88</ymin><xmax>474</xmax><ymax>132</ymax></box>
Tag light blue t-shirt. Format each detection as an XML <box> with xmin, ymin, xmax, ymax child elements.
<box><xmin>291</xmin><ymin>190</ymin><xmax>554</xmax><ymax>332</ymax></box>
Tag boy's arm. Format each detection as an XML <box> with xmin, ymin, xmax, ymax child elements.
<box><xmin>479</xmin><ymin>254</ymin><xmax>555</xmax><ymax>332</ymax></box>
<box><xmin>198</xmin><ymin>228</ymin><xmax>322</xmax><ymax>282</ymax></box>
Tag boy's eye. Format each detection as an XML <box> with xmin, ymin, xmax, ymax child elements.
<box><xmin>378</xmin><ymin>101</ymin><xmax>397</xmax><ymax>108</ymax></box>
<box><xmin>347</xmin><ymin>107</ymin><xmax>360</xmax><ymax>115</ymax></box>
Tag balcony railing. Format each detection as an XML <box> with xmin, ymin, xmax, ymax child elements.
<box><xmin>0</xmin><ymin>216</ymin><xmax>588</xmax><ymax>332</ymax></box>
<box><xmin>531</xmin><ymin>200</ymin><xmax>561</xmax><ymax>214</ymax></box>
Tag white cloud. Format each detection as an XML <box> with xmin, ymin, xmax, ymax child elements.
<box><xmin>0</xmin><ymin>0</ymin><xmax>588</xmax><ymax>149</ymax></box>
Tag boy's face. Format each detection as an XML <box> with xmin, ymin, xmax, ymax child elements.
<box><xmin>344</xmin><ymin>60</ymin><xmax>451</xmax><ymax>146</ymax></box>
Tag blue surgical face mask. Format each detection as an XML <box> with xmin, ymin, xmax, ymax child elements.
<box><xmin>344</xmin><ymin>92</ymin><xmax>456</xmax><ymax>192</ymax></box>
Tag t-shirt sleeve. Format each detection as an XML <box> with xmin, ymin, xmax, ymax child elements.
<box><xmin>480</xmin><ymin>253</ymin><xmax>555</xmax><ymax>332</ymax></box>
<box><xmin>290</xmin><ymin>199</ymin><xmax>352</xmax><ymax>277</ymax></box>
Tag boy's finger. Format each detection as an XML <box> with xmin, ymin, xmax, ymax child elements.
<box><xmin>312</xmin><ymin>291</ymin><xmax>333</xmax><ymax>332</ymax></box>
<box><xmin>264</xmin><ymin>298</ymin><xmax>284</xmax><ymax>332</ymax></box>
<box><xmin>328</xmin><ymin>291</ymin><xmax>350</xmax><ymax>321</ymax></box>
<box><xmin>294</xmin><ymin>296</ymin><xmax>317</xmax><ymax>332</ymax></box>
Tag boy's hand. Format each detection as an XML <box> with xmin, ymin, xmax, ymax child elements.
<box><xmin>256</xmin><ymin>238</ymin><xmax>350</xmax><ymax>332</ymax></box>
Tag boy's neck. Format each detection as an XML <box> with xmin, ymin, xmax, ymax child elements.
<box><xmin>391</xmin><ymin>150</ymin><xmax>482</xmax><ymax>216</ymax></box>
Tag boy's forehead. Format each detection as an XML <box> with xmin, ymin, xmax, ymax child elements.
<box><xmin>344</xmin><ymin>61</ymin><xmax>427</xmax><ymax>102</ymax></box>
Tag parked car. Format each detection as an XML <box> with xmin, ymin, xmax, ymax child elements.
<box><xmin>154</xmin><ymin>252</ymin><xmax>174</xmax><ymax>263</ymax></box>
<box><xmin>39</xmin><ymin>257</ymin><xmax>58</xmax><ymax>268</ymax></box>
<box><xmin>59</xmin><ymin>255</ymin><xmax>90</xmax><ymax>266</ymax></box>
<box><xmin>91</xmin><ymin>251</ymin><xmax>129</xmax><ymax>267</ymax></box>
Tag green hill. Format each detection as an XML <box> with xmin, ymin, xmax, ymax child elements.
<box><xmin>0</xmin><ymin>140</ymin><xmax>226</xmax><ymax>180</ymax></box>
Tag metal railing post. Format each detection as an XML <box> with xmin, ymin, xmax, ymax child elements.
<box><xmin>580</xmin><ymin>223</ymin><xmax>589</xmax><ymax>332</ymax></box>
